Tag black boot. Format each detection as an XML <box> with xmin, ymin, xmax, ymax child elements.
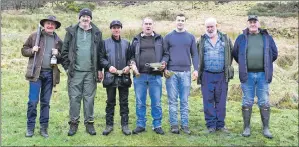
<box><xmin>121</xmin><ymin>115</ymin><xmax>131</xmax><ymax>135</ymax></box>
<box><xmin>242</xmin><ymin>106</ymin><xmax>252</xmax><ymax>137</ymax></box>
<box><xmin>85</xmin><ymin>122</ymin><xmax>96</xmax><ymax>135</ymax></box>
<box><xmin>260</xmin><ymin>106</ymin><xmax>273</xmax><ymax>139</ymax></box>
<box><xmin>25</xmin><ymin>128</ymin><xmax>34</xmax><ymax>137</ymax></box>
<box><xmin>102</xmin><ymin>125</ymin><xmax>113</xmax><ymax>135</ymax></box>
<box><xmin>68</xmin><ymin>121</ymin><xmax>79</xmax><ymax>136</ymax></box>
<box><xmin>40</xmin><ymin>124</ymin><xmax>49</xmax><ymax>138</ymax></box>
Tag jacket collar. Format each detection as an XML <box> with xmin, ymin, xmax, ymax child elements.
<box><xmin>134</xmin><ymin>31</ymin><xmax>161</xmax><ymax>41</ymax></box>
<box><xmin>243</xmin><ymin>28</ymin><xmax>269</xmax><ymax>35</ymax></box>
<box><xmin>66</xmin><ymin>22</ymin><xmax>100</xmax><ymax>35</ymax></box>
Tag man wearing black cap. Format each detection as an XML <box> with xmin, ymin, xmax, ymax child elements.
<box><xmin>61</xmin><ymin>8</ymin><xmax>103</xmax><ymax>136</ymax></box>
<box><xmin>99</xmin><ymin>20</ymin><xmax>132</xmax><ymax>136</ymax></box>
<box><xmin>232</xmin><ymin>15</ymin><xmax>278</xmax><ymax>139</ymax></box>
<box><xmin>21</xmin><ymin>15</ymin><xmax>63</xmax><ymax>138</ymax></box>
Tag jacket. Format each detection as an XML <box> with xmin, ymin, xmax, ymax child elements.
<box><xmin>232</xmin><ymin>28</ymin><xmax>278</xmax><ymax>83</ymax></box>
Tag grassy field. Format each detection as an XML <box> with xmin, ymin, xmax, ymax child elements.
<box><xmin>1</xmin><ymin>1</ymin><xmax>298</xmax><ymax>146</ymax></box>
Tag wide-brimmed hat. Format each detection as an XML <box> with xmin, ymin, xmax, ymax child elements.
<box><xmin>40</xmin><ymin>15</ymin><xmax>61</xmax><ymax>29</ymax></box>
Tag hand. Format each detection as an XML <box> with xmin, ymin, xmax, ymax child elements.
<box><xmin>192</xmin><ymin>70</ymin><xmax>198</xmax><ymax>81</ymax></box>
<box><xmin>159</xmin><ymin>62</ymin><xmax>166</xmax><ymax>71</ymax></box>
<box><xmin>164</xmin><ymin>69</ymin><xmax>170</xmax><ymax>78</ymax></box>
<box><xmin>52</xmin><ymin>48</ymin><xmax>58</xmax><ymax>55</ymax></box>
<box><xmin>109</xmin><ymin>66</ymin><xmax>117</xmax><ymax>73</ymax></box>
<box><xmin>123</xmin><ymin>66</ymin><xmax>130</xmax><ymax>74</ymax></box>
<box><xmin>98</xmin><ymin>71</ymin><xmax>103</xmax><ymax>81</ymax></box>
<box><xmin>32</xmin><ymin>46</ymin><xmax>40</xmax><ymax>53</ymax></box>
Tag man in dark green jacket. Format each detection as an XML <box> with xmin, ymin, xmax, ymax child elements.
<box><xmin>61</xmin><ymin>8</ymin><xmax>103</xmax><ymax>136</ymax></box>
<box><xmin>197</xmin><ymin>17</ymin><xmax>234</xmax><ymax>134</ymax></box>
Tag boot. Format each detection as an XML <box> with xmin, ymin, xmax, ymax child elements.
<box><xmin>260</xmin><ymin>106</ymin><xmax>273</xmax><ymax>139</ymax></box>
<box><xmin>25</xmin><ymin>128</ymin><xmax>34</xmax><ymax>137</ymax></box>
<box><xmin>242</xmin><ymin>106</ymin><xmax>252</xmax><ymax>137</ymax></box>
<box><xmin>85</xmin><ymin>122</ymin><xmax>96</xmax><ymax>135</ymax></box>
<box><xmin>40</xmin><ymin>124</ymin><xmax>49</xmax><ymax>138</ymax></box>
<box><xmin>102</xmin><ymin>125</ymin><xmax>113</xmax><ymax>135</ymax></box>
<box><xmin>68</xmin><ymin>121</ymin><xmax>79</xmax><ymax>136</ymax></box>
<box><xmin>122</xmin><ymin>125</ymin><xmax>131</xmax><ymax>135</ymax></box>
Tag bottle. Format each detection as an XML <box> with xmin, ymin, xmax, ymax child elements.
<box><xmin>50</xmin><ymin>55</ymin><xmax>57</xmax><ymax>65</ymax></box>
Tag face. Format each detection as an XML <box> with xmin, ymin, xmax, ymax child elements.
<box><xmin>79</xmin><ymin>15</ymin><xmax>91</xmax><ymax>26</ymax></box>
<box><xmin>248</xmin><ymin>20</ymin><xmax>259</xmax><ymax>33</ymax></box>
<box><xmin>111</xmin><ymin>25</ymin><xmax>121</xmax><ymax>37</ymax></box>
<box><xmin>205</xmin><ymin>22</ymin><xmax>217</xmax><ymax>38</ymax></box>
<box><xmin>43</xmin><ymin>21</ymin><xmax>56</xmax><ymax>33</ymax></box>
<box><xmin>142</xmin><ymin>18</ymin><xmax>154</xmax><ymax>35</ymax></box>
<box><xmin>176</xmin><ymin>16</ymin><xmax>186</xmax><ymax>30</ymax></box>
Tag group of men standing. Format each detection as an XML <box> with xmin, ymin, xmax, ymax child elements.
<box><xmin>21</xmin><ymin>8</ymin><xmax>277</xmax><ymax>139</ymax></box>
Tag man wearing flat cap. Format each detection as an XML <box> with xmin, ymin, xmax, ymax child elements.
<box><xmin>21</xmin><ymin>15</ymin><xmax>63</xmax><ymax>138</ymax></box>
<box><xmin>99</xmin><ymin>20</ymin><xmax>132</xmax><ymax>136</ymax></box>
<box><xmin>232</xmin><ymin>15</ymin><xmax>278</xmax><ymax>139</ymax></box>
<box><xmin>61</xmin><ymin>8</ymin><xmax>103</xmax><ymax>136</ymax></box>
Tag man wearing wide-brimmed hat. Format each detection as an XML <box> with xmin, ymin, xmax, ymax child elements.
<box><xmin>21</xmin><ymin>15</ymin><xmax>63</xmax><ymax>138</ymax></box>
<box><xmin>61</xmin><ymin>8</ymin><xmax>103</xmax><ymax>136</ymax></box>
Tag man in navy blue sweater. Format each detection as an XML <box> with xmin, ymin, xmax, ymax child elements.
<box><xmin>164</xmin><ymin>13</ymin><xmax>199</xmax><ymax>135</ymax></box>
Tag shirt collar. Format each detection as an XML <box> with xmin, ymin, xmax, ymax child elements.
<box><xmin>141</xmin><ymin>32</ymin><xmax>154</xmax><ymax>37</ymax></box>
<box><xmin>79</xmin><ymin>23</ymin><xmax>92</xmax><ymax>31</ymax></box>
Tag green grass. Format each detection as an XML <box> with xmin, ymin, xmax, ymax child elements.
<box><xmin>1</xmin><ymin>1</ymin><xmax>298</xmax><ymax>146</ymax></box>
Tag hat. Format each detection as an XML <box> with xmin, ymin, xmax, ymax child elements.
<box><xmin>40</xmin><ymin>15</ymin><xmax>61</xmax><ymax>29</ymax></box>
<box><xmin>248</xmin><ymin>15</ymin><xmax>258</xmax><ymax>21</ymax></box>
<box><xmin>79</xmin><ymin>8</ymin><xmax>92</xmax><ymax>19</ymax></box>
<box><xmin>110</xmin><ymin>20</ymin><xmax>122</xmax><ymax>29</ymax></box>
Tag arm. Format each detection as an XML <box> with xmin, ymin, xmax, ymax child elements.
<box><xmin>21</xmin><ymin>33</ymin><xmax>35</xmax><ymax>57</ymax></box>
<box><xmin>97</xmin><ymin>32</ymin><xmax>104</xmax><ymax>72</ymax></box>
<box><xmin>190</xmin><ymin>35</ymin><xmax>199</xmax><ymax>71</ymax></box>
<box><xmin>269</xmin><ymin>36</ymin><xmax>278</xmax><ymax>62</ymax></box>
<box><xmin>161</xmin><ymin>36</ymin><xmax>169</xmax><ymax>64</ymax></box>
<box><xmin>99</xmin><ymin>40</ymin><xmax>111</xmax><ymax>70</ymax></box>
<box><xmin>56</xmin><ymin>38</ymin><xmax>63</xmax><ymax>64</ymax></box>
<box><xmin>61</xmin><ymin>31</ymin><xmax>71</xmax><ymax>71</ymax></box>
<box><xmin>232</xmin><ymin>35</ymin><xmax>241</xmax><ymax>64</ymax></box>
<box><xmin>129</xmin><ymin>39</ymin><xmax>136</xmax><ymax>64</ymax></box>
<box><xmin>228</xmin><ymin>37</ymin><xmax>234</xmax><ymax>65</ymax></box>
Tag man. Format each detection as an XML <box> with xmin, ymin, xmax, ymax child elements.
<box><xmin>61</xmin><ymin>8</ymin><xmax>103</xmax><ymax>136</ymax></box>
<box><xmin>99</xmin><ymin>20</ymin><xmax>132</xmax><ymax>136</ymax></box>
<box><xmin>129</xmin><ymin>17</ymin><xmax>169</xmax><ymax>135</ymax></box>
<box><xmin>232</xmin><ymin>15</ymin><xmax>278</xmax><ymax>139</ymax></box>
<box><xmin>21</xmin><ymin>15</ymin><xmax>62</xmax><ymax>138</ymax></box>
<box><xmin>197</xmin><ymin>17</ymin><xmax>234</xmax><ymax>134</ymax></box>
<box><xmin>164</xmin><ymin>13</ymin><xmax>199</xmax><ymax>135</ymax></box>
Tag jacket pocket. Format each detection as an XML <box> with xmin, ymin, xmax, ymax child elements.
<box><xmin>228</xmin><ymin>66</ymin><xmax>234</xmax><ymax>79</ymax></box>
<box><xmin>103</xmin><ymin>72</ymin><xmax>115</xmax><ymax>87</ymax></box>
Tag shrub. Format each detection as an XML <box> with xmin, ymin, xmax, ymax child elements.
<box><xmin>248</xmin><ymin>2</ymin><xmax>298</xmax><ymax>18</ymax></box>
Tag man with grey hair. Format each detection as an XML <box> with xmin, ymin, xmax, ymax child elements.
<box><xmin>197</xmin><ymin>17</ymin><xmax>234</xmax><ymax>133</ymax></box>
<box><xmin>129</xmin><ymin>17</ymin><xmax>169</xmax><ymax>135</ymax></box>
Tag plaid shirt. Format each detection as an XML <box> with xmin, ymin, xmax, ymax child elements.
<box><xmin>203</xmin><ymin>34</ymin><xmax>225</xmax><ymax>72</ymax></box>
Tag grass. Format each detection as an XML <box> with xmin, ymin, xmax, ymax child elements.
<box><xmin>1</xmin><ymin>1</ymin><xmax>298</xmax><ymax>146</ymax></box>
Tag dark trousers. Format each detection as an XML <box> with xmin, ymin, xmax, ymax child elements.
<box><xmin>27</xmin><ymin>71</ymin><xmax>53</xmax><ymax>129</ymax></box>
<box><xmin>105</xmin><ymin>86</ymin><xmax>129</xmax><ymax>126</ymax></box>
<box><xmin>201</xmin><ymin>71</ymin><xmax>228</xmax><ymax>129</ymax></box>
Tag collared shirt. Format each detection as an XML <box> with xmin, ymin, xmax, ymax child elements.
<box><xmin>140</xmin><ymin>32</ymin><xmax>154</xmax><ymax>37</ymax></box>
<box><xmin>203</xmin><ymin>33</ymin><xmax>225</xmax><ymax>73</ymax></box>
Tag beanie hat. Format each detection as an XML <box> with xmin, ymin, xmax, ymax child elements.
<box><xmin>79</xmin><ymin>8</ymin><xmax>92</xmax><ymax>19</ymax></box>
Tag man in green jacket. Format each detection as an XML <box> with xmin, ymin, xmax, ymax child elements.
<box><xmin>197</xmin><ymin>17</ymin><xmax>234</xmax><ymax>134</ymax></box>
<box><xmin>61</xmin><ymin>8</ymin><xmax>103</xmax><ymax>136</ymax></box>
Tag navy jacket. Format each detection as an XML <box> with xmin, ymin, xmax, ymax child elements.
<box><xmin>232</xmin><ymin>28</ymin><xmax>278</xmax><ymax>83</ymax></box>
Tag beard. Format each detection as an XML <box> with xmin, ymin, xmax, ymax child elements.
<box><xmin>205</xmin><ymin>30</ymin><xmax>217</xmax><ymax>38</ymax></box>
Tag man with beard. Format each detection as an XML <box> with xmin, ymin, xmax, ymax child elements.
<box><xmin>22</xmin><ymin>15</ymin><xmax>62</xmax><ymax>138</ymax></box>
<box><xmin>100</xmin><ymin>20</ymin><xmax>132</xmax><ymax>136</ymax></box>
<box><xmin>129</xmin><ymin>17</ymin><xmax>169</xmax><ymax>135</ymax></box>
<box><xmin>232</xmin><ymin>15</ymin><xmax>277</xmax><ymax>139</ymax></box>
<box><xmin>197</xmin><ymin>17</ymin><xmax>234</xmax><ymax>134</ymax></box>
<box><xmin>61</xmin><ymin>8</ymin><xmax>103</xmax><ymax>136</ymax></box>
<box><xmin>164</xmin><ymin>13</ymin><xmax>199</xmax><ymax>135</ymax></box>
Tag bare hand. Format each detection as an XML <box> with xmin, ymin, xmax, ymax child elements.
<box><xmin>109</xmin><ymin>66</ymin><xmax>117</xmax><ymax>73</ymax></box>
<box><xmin>192</xmin><ymin>70</ymin><xmax>198</xmax><ymax>81</ymax></box>
<box><xmin>159</xmin><ymin>62</ymin><xmax>166</xmax><ymax>71</ymax></box>
<box><xmin>123</xmin><ymin>66</ymin><xmax>130</xmax><ymax>74</ymax></box>
<box><xmin>164</xmin><ymin>69</ymin><xmax>170</xmax><ymax>78</ymax></box>
<box><xmin>52</xmin><ymin>48</ymin><xmax>58</xmax><ymax>55</ymax></box>
<box><xmin>98</xmin><ymin>71</ymin><xmax>103</xmax><ymax>81</ymax></box>
<box><xmin>32</xmin><ymin>46</ymin><xmax>40</xmax><ymax>53</ymax></box>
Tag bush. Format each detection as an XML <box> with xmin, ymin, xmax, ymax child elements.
<box><xmin>54</xmin><ymin>1</ymin><xmax>96</xmax><ymax>13</ymax></box>
<box><xmin>143</xmin><ymin>9</ymin><xmax>176</xmax><ymax>21</ymax></box>
<box><xmin>248</xmin><ymin>2</ymin><xmax>298</xmax><ymax>18</ymax></box>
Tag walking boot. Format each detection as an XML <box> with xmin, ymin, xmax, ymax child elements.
<box><xmin>85</xmin><ymin>121</ymin><xmax>96</xmax><ymax>135</ymax></box>
<box><xmin>25</xmin><ymin>128</ymin><xmax>34</xmax><ymax>137</ymax></box>
<box><xmin>260</xmin><ymin>105</ymin><xmax>273</xmax><ymax>139</ymax></box>
<box><xmin>68</xmin><ymin>121</ymin><xmax>79</xmax><ymax>136</ymax></box>
<box><xmin>121</xmin><ymin>115</ymin><xmax>131</xmax><ymax>135</ymax></box>
<box><xmin>242</xmin><ymin>106</ymin><xmax>252</xmax><ymax>137</ymax></box>
<box><xmin>102</xmin><ymin>125</ymin><xmax>113</xmax><ymax>135</ymax></box>
<box><xmin>122</xmin><ymin>125</ymin><xmax>131</xmax><ymax>135</ymax></box>
<box><xmin>40</xmin><ymin>123</ymin><xmax>49</xmax><ymax>138</ymax></box>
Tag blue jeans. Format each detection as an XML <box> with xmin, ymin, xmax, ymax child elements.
<box><xmin>27</xmin><ymin>71</ymin><xmax>53</xmax><ymax>129</ymax></box>
<box><xmin>201</xmin><ymin>71</ymin><xmax>228</xmax><ymax>129</ymax></box>
<box><xmin>165</xmin><ymin>71</ymin><xmax>191</xmax><ymax>127</ymax></box>
<box><xmin>133</xmin><ymin>73</ymin><xmax>162</xmax><ymax>129</ymax></box>
<box><xmin>241</xmin><ymin>72</ymin><xmax>270</xmax><ymax>107</ymax></box>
